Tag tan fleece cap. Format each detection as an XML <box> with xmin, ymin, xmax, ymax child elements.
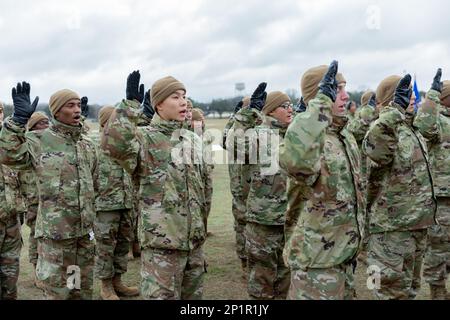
<box><xmin>376</xmin><ymin>75</ymin><xmax>401</xmax><ymax>107</ymax></box>
<box><xmin>27</xmin><ymin>112</ymin><xmax>49</xmax><ymax>131</ymax></box>
<box><xmin>361</xmin><ymin>90</ymin><xmax>375</xmax><ymax>106</ymax></box>
<box><xmin>191</xmin><ymin>108</ymin><xmax>204</xmax><ymax>121</ymax></box>
<box><xmin>49</xmin><ymin>89</ymin><xmax>80</xmax><ymax>116</ymax></box>
<box><xmin>262</xmin><ymin>91</ymin><xmax>291</xmax><ymax>115</ymax></box>
<box><xmin>441</xmin><ymin>80</ymin><xmax>450</xmax><ymax>100</ymax></box>
<box><xmin>151</xmin><ymin>76</ymin><xmax>186</xmax><ymax>108</ymax></box>
<box><xmin>301</xmin><ymin>65</ymin><xmax>346</xmax><ymax>105</ymax></box>
<box><xmin>98</xmin><ymin>105</ymin><xmax>115</xmax><ymax>128</ymax></box>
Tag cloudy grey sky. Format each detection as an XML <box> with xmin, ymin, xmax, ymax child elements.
<box><xmin>1</xmin><ymin>0</ymin><xmax>449</xmax><ymax>105</ymax></box>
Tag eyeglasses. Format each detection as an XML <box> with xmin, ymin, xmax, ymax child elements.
<box><xmin>279</xmin><ymin>102</ymin><xmax>293</xmax><ymax>110</ymax></box>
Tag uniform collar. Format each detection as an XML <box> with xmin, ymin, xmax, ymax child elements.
<box><xmin>150</xmin><ymin>114</ymin><xmax>184</xmax><ymax>136</ymax></box>
<box><xmin>50</xmin><ymin>118</ymin><xmax>83</xmax><ymax>140</ymax></box>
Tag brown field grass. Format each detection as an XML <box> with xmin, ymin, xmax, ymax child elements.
<box><xmin>16</xmin><ymin>118</ymin><xmax>443</xmax><ymax>300</ymax></box>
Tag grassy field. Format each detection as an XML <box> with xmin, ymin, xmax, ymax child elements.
<box><xmin>15</xmin><ymin>118</ymin><xmax>443</xmax><ymax>300</ymax></box>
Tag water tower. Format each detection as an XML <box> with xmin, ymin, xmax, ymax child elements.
<box><xmin>235</xmin><ymin>82</ymin><xmax>245</xmax><ymax>97</ymax></box>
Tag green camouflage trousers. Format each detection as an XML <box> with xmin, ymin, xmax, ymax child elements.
<box><xmin>245</xmin><ymin>222</ymin><xmax>290</xmax><ymax>299</ymax></box>
<box><xmin>140</xmin><ymin>246</ymin><xmax>206</xmax><ymax>300</ymax></box>
<box><xmin>423</xmin><ymin>223</ymin><xmax>450</xmax><ymax>286</ymax></box>
<box><xmin>367</xmin><ymin>229</ymin><xmax>427</xmax><ymax>300</ymax></box>
<box><xmin>36</xmin><ymin>234</ymin><xmax>95</xmax><ymax>300</ymax></box>
<box><xmin>0</xmin><ymin>217</ymin><xmax>21</xmax><ymax>300</ymax></box>
<box><xmin>94</xmin><ymin>209</ymin><xmax>133</xmax><ymax>280</ymax></box>
<box><xmin>287</xmin><ymin>263</ymin><xmax>356</xmax><ymax>300</ymax></box>
<box><xmin>26</xmin><ymin>203</ymin><xmax>38</xmax><ymax>265</ymax></box>
<box><xmin>228</xmin><ymin>164</ymin><xmax>246</xmax><ymax>262</ymax></box>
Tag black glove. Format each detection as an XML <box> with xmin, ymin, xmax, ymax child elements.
<box><xmin>431</xmin><ymin>68</ymin><xmax>443</xmax><ymax>93</ymax></box>
<box><xmin>393</xmin><ymin>74</ymin><xmax>412</xmax><ymax>109</ymax></box>
<box><xmin>249</xmin><ymin>82</ymin><xmax>267</xmax><ymax>111</ymax></box>
<box><xmin>11</xmin><ymin>81</ymin><xmax>39</xmax><ymax>125</ymax></box>
<box><xmin>368</xmin><ymin>93</ymin><xmax>376</xmax><ymax>108</ymax></box>
<box><xmin>142</xmin><ymin>90</ymin><xmax>155</xmax><ymax>119</ymax></box>
<box><xmin>81</xmin><ymin>96</ymin><xmax>89</xmax><ymax>118</ymax></box>
<box><xmin>294</xmin><ymin>97</ymin><xmax>307</xmax><ymax>113</ymax></box>
<box><xmin>126</xmin><ymin>70</ymin><xmax>145</xmax><ymax>103</ymax></box>
<box><xmin>234</xmin><ymin>101</ymin><xmax>244</xmax><ymax>113</ymax></box>
<box><xmin>319</xmin><ymin>60</ymin><xmax>339</xmax><ymax>102</ymax></box>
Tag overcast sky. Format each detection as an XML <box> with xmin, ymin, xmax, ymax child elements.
<box><xmin>1</xmin><ymin>0</ymin><xmax>449</xmax><ymax>105</ymax></box>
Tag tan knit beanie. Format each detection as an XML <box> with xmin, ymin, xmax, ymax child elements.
<box><xmin>49</xmin><ymin>89</ymin><xmax>80</xmax><ymax>116</ymax></box>
<box><xmin>27</xmin><ymin>112</ymin><xmax>49</xmax><ymax>131</ymax></box>
<box><xmin>376</xmin><ymin>75</ymin><xmax>401</xmax><ymax>107</ymax></box>
<box><xmin>441</xmin><ymin>80</ymin><xmax>450</xmax><ymax>100</ymax></box>
<box><xmin>262</xmin><ymin>91</ymin><xmax>291</xmax><ymax>115</ymax></box>
<box><xmin>151</xmin><ymin>76</ymin><xmax>186</xmax><ymax>108</ymax></box>
<box><xmin>98</xmin><ymin>105</ymin><xmax>115</xmax><ymax>128</ymax></box>
<box><xmin>361</xmin><ymin>90</ymin><xmax>375</xmax><ymax>106</ymax></box>
<box><xmin>301</xmin><ymin>65</ymin><xmax>346</xmax><ymax>105</ymax></box>
<box><xmin>191</xmin><ymin>108</ymin><xmax>204</xmax><ymax>121</ymax></box>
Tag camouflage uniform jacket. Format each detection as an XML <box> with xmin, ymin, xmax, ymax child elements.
<box><xmin>347</xmin><ymin>104</ymin><xmax>378</xmax><ymax>144</ymax></box>
<box><xmin>363</xmin><ymin>101</ymin><xmax>436</xmax><ymax>233</ymax></box>
<box><xmin>226</xmin><ymin>108</ymin><xmax>264</xmax><ymax>210</ymax></box>
<box><xmin>0</xmin><ymin>164</ymin><xmax>22</xmax><ymax>224</ymax></box>
<box><xmin>101</xmin><ymin>99</ymin><xmax>206</xmax><ymax>251</ymax></box>
<box><xmin>94</xmin><ymin>135</ymin><xmax>134</xmax><ymax>212</ymax></box>
<box><xmin>279</xmin><ymin>93</ymin><xmax>365</xmax><ymax>270</ymax></box>
<box><xmin>0</xmin><ymin>118</ymin><xmax>98</xmax><ymax>240</ymax></box>
<box><xmin>238</xmin><ymin>109</ymin><xmax>288</xmax><ymax>226</ymax></box>
<box><xmin>18</xmin><ymin>169</ymin><xmax>38</xmax><ymax>207</ymax></box>
<box><xmin>414</xmin><ymin>89</ymin><xmax>450</xmax><ymax>225</ymax></box>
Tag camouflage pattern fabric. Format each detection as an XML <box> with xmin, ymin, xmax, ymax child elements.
<box><xmin>222</xmin><ymin>115</ymin><xmax>247</xmax><ymax>261</ymax></box>
<box><xmin>18</xmin><ymin>169</ymin><xmax>39</xmax><ymax>264</ymax></box>
<box><xmin>367</xmin><ymin>229</ymin><xmax>427</xmax><ymax>300</ymax></box>
<box><xmin>287</xmin><ymin>262</ymin><xmax>356</xmax><ymax>300</ymax></box>
<box><xmin>246</xmin><ymin>112</ymin><xmax>288</xmax><ymax>226</ymax></box>
<box><xmin>101</xmin><ymin>99</ymin><xmax>206</xmax><ymax>251</ymax></box>
<box><xmin>101</xmin><ymin>99</ymin><xmax>206</xmax><ymax>299</ymax></box>
<box><xmin>245</xmin><ymin>222</ymin><xmax>289</xmax><ymax>299</ymax></box>
<box><xmin>0</xmin><ymin>118</ymin><xmax>98</xmax><ymax>240</ymax></box>
<box><xmin>413</xmin><ymin>90</ymin><xmax>450</xmax><ymax>293</ymax></box>
<box><xmin>140</xmin><ymin>247</ymin><xmax>206</xmax><ymax>300</ymax></box>
<box><xmin>423</xmin><ymin>199</ymin><xmax>450</xmax><ymax>287</ymax></box>
<box><xmin>280</xmin><ymin>93</ymin><xmax>365</xmax><ymax>272</ymax></box>
<box><xmin>363</xmin><ymin>101</ymin><xmax>436</xmax><ymax>233</ymax></box>
<box><xmin>36</xmin><ymin>234</ymin><xmax>95</xmax><ymax>300</ymax></box>
<box><xmin>94</xmin><ymin>209</ymin><xmax>133</xmax><ymax>280</ymax></box>
<box><xmin>0</xmin><ymin>217</ymin><xmax>21</xmax><ymax>300</ymax></box>
<box><xmin>414</xmin><ymin>89</ymin><xmax>450</xmax><ymax>202</ymax></box>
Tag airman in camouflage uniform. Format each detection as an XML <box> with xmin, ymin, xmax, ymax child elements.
<box><xmin>18</xmin><ymin>112</ymin><xmax>50</xmax><ymax>288</ymax></box>
<box><xmin>222</xmin><ymin>96</ymin><xmax>250</xmax><ymax>276</ymax></box>
<box><xmin>346</xmin><ymin>91</ymin><xmax>378</xmax><ymax>264</ymax></box>
<box><xmin>95</xmin><ymin>106</ymin><xmax>139</xmax><ymax>300</ymax></box>
<box><xmin>0</xmin><ymin>101</ymin><xmax>23</xmax><ymax>300</ymax></box>
<box><xmin>191</xmin><ymin>108</ymin><xmax>214</xmax><ymax>235</ymax></box>
<box><xmin>0</xmin><ymin>83</ymin><xmax>98</xmax><ymax>300</ymax></box>
<box><xmin>363</xmin><ymin>74</ymin><xmax>436</xmax><ymax>300</ymax></box>
<box><xmin>239</xmin><ymin>88</ymin><xmax>292</xmax><ymax>299</ymax></box>
<box><xmin>414</xmin><ymin>71</ymin><xmax>450</xmax><ymax>300</ymax></box>
<box><xmin>280</xmin><ymin>61</ymin><xmax>365</xmax><ymax>300</ymax></box>
<box><xmin>102</xmin><ymin>72</ymin><xmax>206</xmax><ymax>300</ymax></box>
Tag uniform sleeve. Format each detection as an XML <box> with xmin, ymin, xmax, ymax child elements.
<box><xmin>279</xmin><ymin>93</ymin><xmax>332</xmax><ymax>178</ymax></box>
<box><xmin>221</xmin><ymin>116</ymin><xmax>235</xmax><ymax>150</ymax></box>
<box><xmin>347</xmin><ymin>105</ymin><xmax>377</xmax><ymax>143</ymax></box>
<box><xmin>363</xmin><ymin>106</ymin><xmax>403</xmax><ymax>166</ymax></box>
<box><xmin>100</xmin><ymin>99</ymin><xmax>141</xmax><ymax>176</ymax></box>
<box><xmin>0</xmin><ymin>117</ymin><xmax>37</xmax><ymax>170</ymax></box>
<box><xmin>225</xmin><ymin>108</ymin><xmax>262</xmax><ymax>163</ymax></box>
<box><xmin>413</xmin><ymin>89</ymin><xmax>441</xmax><ymax>143</ymax></box>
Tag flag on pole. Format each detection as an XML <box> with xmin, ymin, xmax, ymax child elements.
<box><xmin>413</xmin><ymin>74</ymin><xmax>421</xmax><ymax>113</ymax></box>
